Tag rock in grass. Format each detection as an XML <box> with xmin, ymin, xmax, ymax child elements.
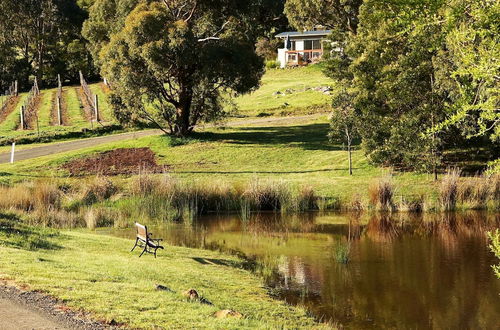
<box><xmin>182</xmin><ymin>289</ymin><xmax>213</xmax><ymax>305</ymax></box>
<box><xmin>183</xmin><ymin>289</ymin><xmax>199</xmax><ymax>300</ymax></box>
<box><xmin>155</xmin><ymin>284</ymin><xmax>174</xmax><ymax>292</ymax></box>
<box><xmin>213</xmin><ymin>310</ymin><xmax>243</xmax><ymax>319</ymax></box>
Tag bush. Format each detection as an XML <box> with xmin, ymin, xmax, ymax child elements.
<box><xmin>265</xmin><ymin>60</ymin><xmax>280</xmax><ymax>70</ymax></box>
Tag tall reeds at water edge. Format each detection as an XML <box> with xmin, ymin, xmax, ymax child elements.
<box><xmin>0</xmin><ymin>172</ymin><xmax>499</xmax><ymax>228</ymax></box>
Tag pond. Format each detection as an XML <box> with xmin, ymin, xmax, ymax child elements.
<box><xmin>101</xmin><ymin>212</ymin><xmax>500</xmax><ymax>328</ymax></box>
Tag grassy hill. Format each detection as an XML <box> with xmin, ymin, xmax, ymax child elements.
<box><xmin>0</xmin><ymin>66</ymin><xmax>333</xmax><ymax>144</ymax></box>
<box><xmin>235</xmin><ymin>65</ymin><xmax>334</xmax><ymax>117</ymax></box>
<box><xmin>0</xmin><ymin>84</ymin><xmax>116</xmax><ymax>143</ymax></box>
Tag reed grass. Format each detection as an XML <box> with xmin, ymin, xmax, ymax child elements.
<box><xmin>440</xmin><ymin>168</ymin><xmax>460</xmax><ymax>211</ymax></box>
<box><xmin>368</xmin><ymin>178</ymin><xmax>395</xmax><ymax>211</ymax></box>
<box><xmin>0</xmin><ymin>173</ymin><xmax>499</xmax><ymax>229</ymax></box>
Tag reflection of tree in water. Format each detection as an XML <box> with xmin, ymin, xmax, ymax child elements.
<box><xmin>133</xmin><ymin>212</ymin><xmax>500</xmax><ymax>328</ymax></box>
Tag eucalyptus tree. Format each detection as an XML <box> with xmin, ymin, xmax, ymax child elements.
<box><xmin>0</xmin><ymin>0</ymin><xmax>89</xmax><ymax>88</ymax></box>
<box><xmin>83</xmin><ymin>0</ymin><xmax>265</xmax><ymax>136</ymax></box>
<box><xmin>284</xmin><ymin>0</ymin><xmax>363</xmax><ymax>33</ymax></box>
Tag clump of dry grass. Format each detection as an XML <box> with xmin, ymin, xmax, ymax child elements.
<box><xmin>297</xmin><ymin>185</ymin><xmax>317</xmax><ymax>211</ymax></box>
<box><xmin>0</xmin><ymin>181</ymin><xmax>62</xmax><ymax>213</ymax></box>
<box><xmin>440</xmin><ymin>168</ymin><xmax>460</xmax><ymax>211</ymax></box>
<box><xmin>28</xmin><ymin>209</ymin><xmax>83</xmax><ymax>228</ymax></box>
<box><xmin>458</xmin><ymin>175</ymin><xmax>489</xmax><ymax>209</ymax></box>
<box><xmin>81</xmin><ymin>176</ymin><xmax>117</xmax><ymax>205</ymax></box>
<box><xmin>400</xmin><ymin>195</ymin><xmax>424</xmax><ymax>212</ymax></box>
<box><xmin>130</xmin><ymin>171</ymin><xmax>157</xmax><ymax>196</ymax></box>
<box><xmin>0</xmin><ymin>184</ymin><xmax>33</xmax><ymax>211</ymax></box>
<box><xmin>368</xmin><ymin>178</ymin><xmax>395</xmax><ymax>211</ymax></box>
<box><xmin>84</xmin><ymin>207</ymin><xmax>119</xmax><ymax>229</ymax></box>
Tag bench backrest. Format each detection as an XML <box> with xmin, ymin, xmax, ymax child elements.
<box><xmin>135</xmin><ymin>223</ymin><xmax>148</xmax><ymax>241</ymax></box>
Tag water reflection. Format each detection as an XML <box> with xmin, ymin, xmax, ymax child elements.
<box><xmin>102</xmin><ymin>212</ymin><xmax>500</xmax><ymax>328</ymax></box>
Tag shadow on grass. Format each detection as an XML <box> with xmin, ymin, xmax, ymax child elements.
<box><xmin>193</xmin><ymin>123</ymin><xmax>351</xmax><ymax>151</ymax></box>
<box><xmin>0</xmin><ymin>215</ymin><xmax>61</xmax><ymax>251</ymax></box>
<box><xmin>192</xmin><ymin>257</ymin><xmax>239</xmax><ymax>267</ymax></box>
<box><xmin>174</xmin><ymin>168</ymin><xmax>357</xmax><ymax>175</ymax></box>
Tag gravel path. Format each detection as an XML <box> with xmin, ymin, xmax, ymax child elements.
<box><xmin>0</xmin><ymin>284</ymin><xmax>111</xmax><ymax>329</ymax></box>
<box><xmin>0</xmin><ymin>114</ymin><xmax>323</xmax><ymax>164</ymax></box>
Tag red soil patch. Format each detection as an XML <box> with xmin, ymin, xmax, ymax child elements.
<box><xmin>62</xmin><ymin>148</ymin><xmax>167</xmax><ymax>175</ymax></box>
<box><xmin>0</xmin><ymin>96</ymin><xmax>20</xmax><ymax>123</ymax></box>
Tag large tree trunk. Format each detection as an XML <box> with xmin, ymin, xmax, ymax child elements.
<box><xmin>174</xmin><ymin>87</ymin><xmax>193</xmax><ymax>136</ymax></box>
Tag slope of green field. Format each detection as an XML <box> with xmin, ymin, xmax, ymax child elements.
<box><xmin>0</xmin><ymin>93</ymin><xmax>28</xmax><ymax>134</ymax></box>
<box><xmin>0</xmin><ymin>116</ymin><xmax>434</xmax><ymax>202</ymax></box>
<box><xmin>234</xmin><ymin>65</ymin><xmax>335</xmax><ymax>116</ymax></box>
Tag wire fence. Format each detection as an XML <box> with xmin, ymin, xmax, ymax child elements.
<box><xmin>79</xmin><ymin>71</ymin><xmax>99</xmax><ymax>122</ymax></box>
<box><xmin>20</xmin><ymin>78</ymin><xmax>40</xmax><ymax>130</ymax></box>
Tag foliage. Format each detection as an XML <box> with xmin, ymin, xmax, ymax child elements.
<box><xmin>0</xmin><ymin>0</ymin><xmax>95</xmax><ymax>90</ymax></box>
<box><xmin>284</xmin><ymin>0</ymin><xmax>362</xmax><ymax>33</ymax></box>
<box><xmin>433</xmin><ymin>0</ymin><xmax>500</xmax><ymax>142</ymax></box>
<box><xmin>322</xmin><ymin>0</ymin><xmax>500</xmax><ymax>171</ymax></box>
<box><xmin>265</xmin><ymin>60</ymin><xmax>280</xmax><ymax>70</ymax></box>
<box><xmin>488</xmin><ymin>229</ymin><xmax>500</xmax><ymax>279</ymax></box>
<box><xmin>256</xmin><ymin>37</ymin><xmax>281</xmax><ymax>61</ymax></box>
<box><xmin>84</xmin><ymin>0</ymin><xmax>265</xmax><ymax>136</ymax></box>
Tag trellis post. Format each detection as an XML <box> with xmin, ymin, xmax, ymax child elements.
<box><xmin>20</xmin><ymin>106</ymin><xmax>25</xmax><ymax>130</ymax></box>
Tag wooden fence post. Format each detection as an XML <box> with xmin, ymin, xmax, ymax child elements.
<box><xmin>57</xmin><ymin>96</ymin><xmax>62</xmax><ymax>125</ymax></box>
<box><xmin>94</xmin><ymin>94</ymin><xmax>99</xmax><ymax>122</ymax></box>
<box><xmin>20</xmin><ymin>106</ymin><xmax>25</xmax><ymax>130</ymax></box>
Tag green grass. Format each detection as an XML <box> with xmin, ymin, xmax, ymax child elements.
<box><xmin>0</xmin><ymin>93</ymin><xmax>27</xmax><ymax>134</ymax></box>
<box><xmin>0</xmin><ymin>116</ymin><xmax>434</xmax><ymax>202</ymax></box>
<box><xmin>0</xmin><ymin>216</ymin><xmax>321</xmax><ymax>329</ymax></box>
<box><xmin>234</xmin><ymin>65</ymin><xmax>334</xmax><ymax>117</ymax></box>
<box><xmin>90</xmin><ymin>84</ymin><xmax>113</xmax><ymax>122</ymax></box>
<box><xmin>37</xmin><ymin>90</ymin><xmax>54</xmax><ymax>128</ymax></box>
<box><xmin>65</xmin><ymin>86</ymin><xmax>89</xmax><ymax>127</ymax></box>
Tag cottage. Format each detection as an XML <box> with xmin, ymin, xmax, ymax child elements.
<box><xmin>275</xmin><ymin>30</ymin><xmax>332</xmax><ymax>68</ymax></box>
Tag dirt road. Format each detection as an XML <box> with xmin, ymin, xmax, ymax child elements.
<box><xmin>0</xmin><ymin>297</ymin><xmax>67</xmax><ymax>330</ymax></box>
<box><xmin>0</xmin><ymin>284</ymin><xmax>108</xmax><ymax>330</ymax></box>
<box><xmin>0</xmin><ymin>114</ymin><xmax>323</xmax><ymax>164</ymax></box>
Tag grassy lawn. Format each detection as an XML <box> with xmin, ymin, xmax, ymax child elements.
<box><xmin>0</xmin><ymin>217</ymin><xmax>320</xmax><ymax>329</ymax></box>
<box><xmin>0</xmin><ymin>116</ymin><xmax>434</xmax><ymax>202</ymax></box>
<box><xmin>234</xmin><ymin>65</ymin><xmax>334</xmax><ymax>117</ymax></box>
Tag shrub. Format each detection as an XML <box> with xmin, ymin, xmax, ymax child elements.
<box><xmin>265</xmin><ymin>60</ymin><xmax>280</xmax><ymax>70</ymax></box>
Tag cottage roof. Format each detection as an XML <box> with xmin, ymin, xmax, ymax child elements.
<box><xmin>275</xmin><ymin>30</ymin><xmax>332</xmax><ymax>38</ymax></box>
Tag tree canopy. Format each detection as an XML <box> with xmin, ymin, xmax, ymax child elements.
<box><xmin>84</xmin><ymin>0</ymin><xmax>265</xmax><ymax>135</ymax></box>
<box><xmin>322</xmin><ymin>0</ymin><xmax>499</xmax><ymax>170</ymax></box>
<box><xmin>0</xmin><ymin>0</ymin><xmax>94</xmax><ymax>91</ymax></box>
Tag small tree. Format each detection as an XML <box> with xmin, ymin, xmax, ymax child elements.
<box><xmin>329</xmin><ymin>91</ymin><xmax>359</xmax><ymax>175</ymax></box>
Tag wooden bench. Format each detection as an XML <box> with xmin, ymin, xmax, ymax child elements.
<box><xmin>130</xmin><ymin>223</ymin><xmax>164</xmax><ymax>258</ymax></box>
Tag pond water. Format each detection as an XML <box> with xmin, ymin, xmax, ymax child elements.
<box><xmin>101</xmin><ymin>212</ymin><xmax>500</xmax><ymax>329</ymax></box>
